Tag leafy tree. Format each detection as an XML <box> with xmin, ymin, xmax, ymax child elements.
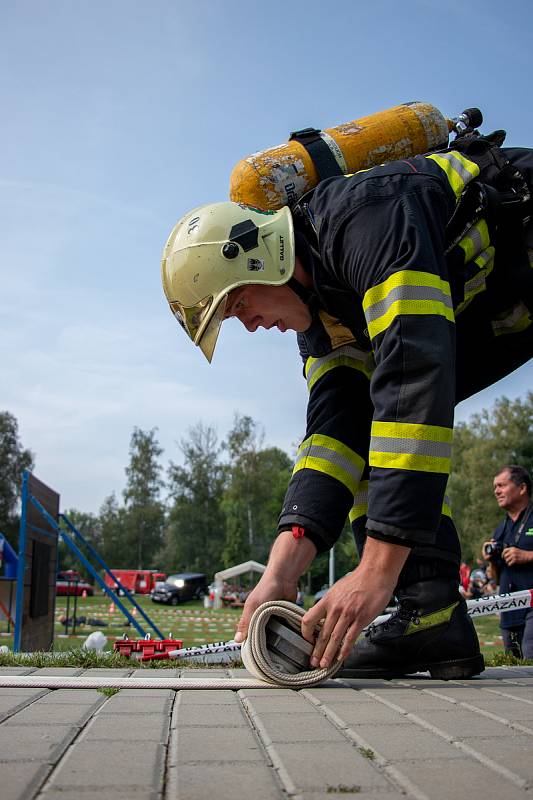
<box><xmin>221</xmin><ymin>414</ymin><xmax>291</xmax><ymax>567</ymax></box>
<box><xmin>164</xmin><ymin>423</ymin><xmax>226</xmax><ymax>575</ymax></box>
<box><xmin>97</xmin><ymin>493</ymin><xmax>128</xmax><ymax>568</ymax></box>
<box><xmin>449</xmin><ymin>393</ymin><xmax>533</xmax><ymax>563</ymax></box>
<box><xmin>123</xmin><ymin>428</ymin><xmax>165</xmax><ymax>568</ymax></box>
<box><xmin>0</xmin><ymin>411</ymin><xmax>34</xmax><ymax>547</ymax></box>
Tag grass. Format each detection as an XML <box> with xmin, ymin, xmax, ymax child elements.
<box><xmin>2</xmin><ymin>592</ymin><xmax>532</xmax><ymax>669</ymax></box>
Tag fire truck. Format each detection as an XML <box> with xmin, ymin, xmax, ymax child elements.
<box><xmin>103</xmin><ymin>569</ymin><xmax>166</xmax><ymax>595</ymax></box>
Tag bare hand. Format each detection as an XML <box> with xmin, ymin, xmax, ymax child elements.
<box><xmin>301</xmin><ymin>538</ymin><xmax>410</xmax><ymax>669</ymax></box>
<box><xmin>502</xmin><ymin>546</ymin><xmax>532</xmax><ymax>567</ymax></box>
<box><xmin>234</xmin><ymin>571</ymin><xmax>298</xmax><ymax>643</ymax></box>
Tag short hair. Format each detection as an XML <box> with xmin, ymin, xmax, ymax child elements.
<box><xmin>495</xmin><ymin>465</ymin><xmax>532</xmax><ymax>496</ymax></box>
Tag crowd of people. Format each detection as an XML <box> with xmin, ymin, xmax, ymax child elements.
<box><xmin>459</xmin><ymin>560</ymin><xmax>498</xmax><ymax>600</ymax></box>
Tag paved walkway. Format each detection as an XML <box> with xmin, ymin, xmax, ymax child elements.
<box><xmin>1</xmin><ymin>665</ymin><xmax>533</xmax><ymax>799</ymax></box>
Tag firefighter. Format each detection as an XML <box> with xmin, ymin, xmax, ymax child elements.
<box><xmin>161</xmin><ymin>140</ymin><xmax>533</xmax><ymax>678</ymax></box>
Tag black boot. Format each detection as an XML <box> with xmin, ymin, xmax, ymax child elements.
<box><xmin>339</xmin><ymin>580</ymin><xmax>485</xmax><ymax>680</ymax></box>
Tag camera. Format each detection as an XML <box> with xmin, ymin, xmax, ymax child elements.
<box><xmin>483</xmin><ymin>541</ymin><xmax>505</xmax><ymax>559</ymax></box>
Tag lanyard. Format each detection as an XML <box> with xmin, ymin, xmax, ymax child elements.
<box><xmin>505</xmin><ymin>502</ymin><xmax>533</xmax><ymax>546</ymax></box>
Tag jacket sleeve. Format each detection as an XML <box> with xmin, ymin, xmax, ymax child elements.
<box><xmin>328</xmin><ymin>168</ymin><xmax>458</xmax><ymax>547</ymax></box>
<box><xmin>277</xmin><ymin>340</ymin><xmax>375</xmax><ymax>553</ymax></box>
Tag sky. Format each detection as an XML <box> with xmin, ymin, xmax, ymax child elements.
<box><xmin>1</xmin><ymin>0</ymin><xmax>532</xmax><ymax>514</ymax></box>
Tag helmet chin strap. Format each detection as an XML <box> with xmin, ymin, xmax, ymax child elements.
<box><xmin>287</xmin><ymin>276</ymin><xmax>317</xmax><ymax>310</ymax></box>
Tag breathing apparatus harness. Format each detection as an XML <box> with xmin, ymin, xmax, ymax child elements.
<box><xmin>286</xmin><ymin>109</ymin><xmax>531</xmax><ymax>317</ymax></box>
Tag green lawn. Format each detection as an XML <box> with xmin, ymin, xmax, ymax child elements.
<box><xmin>0</xmin><ymin>593</ymin><xmax>523</xmax><ymax>665</ymax></box>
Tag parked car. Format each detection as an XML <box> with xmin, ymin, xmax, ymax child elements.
<box><xmin>56</xmin><ymin>570</ymin><xmax>94</xmax><ymax>597</ymax></box>
<box><xmin>150</xmin><ymin>572</ymin><xmax>208</xmax><ymax>605</ymax></box>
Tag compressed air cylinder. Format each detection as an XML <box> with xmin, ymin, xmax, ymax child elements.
<box><xmin>229</xmin><ymin>101</ymin><xmax>451</xmax><ymax>210</ymax></box>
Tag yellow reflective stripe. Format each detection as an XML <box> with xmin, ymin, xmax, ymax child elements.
<box><xmin>305</xmin><ymin>346</ymin><xmax>374</xmax><ymax>392</ymax></box>
<box><xmin>369</xmin><ymin>420</ymin><xmax>453</xmax><ymax>474</ymax></box>
<box><xmin>455</xmin><ymin>247</ymin><xmax>495</xmax><ymax>316</ymax></box>
<box><xmin>426</xmin><ymin>151</ymin><xmax>480</xmax><ymax>198</ymax></box>
<box><xmin>293</xmin><ymin>434</ymin><xmax>365</xmax><ymax>495</ymax></box>
<box><xmin>457</xmin><ymin>219</ymin><xmax>490</xmax><ymax>263</ymax></box>
<box><xmin>405</xmin><ymin>602</ymin><xmax>458</xmax><ymax>635</ymax></box>
<box><xmin>349</xmin><ymin>480</ymin><xmax>369</xmax><ymax>523</ymax></box>
<box><xmin>491</xmin><ymin>302</ymin><xmax>533</xmax><ymax>336</ymax></box>
<box><xmin>363</xmin><ymin>270</ymin><xmax>454</xmax><ymax>340</ymax></box>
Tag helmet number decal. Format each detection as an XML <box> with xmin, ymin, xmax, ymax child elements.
<box><xmin>247</xmin><ymin>258</ymin><xmax>264</xmax><ymax>272</ymax></box>
<box><xmin>187</xmin><ymin>216</ymin><xmax>200</xmax><ymax>235</ymax></box>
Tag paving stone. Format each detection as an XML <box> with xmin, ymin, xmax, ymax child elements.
<box><xmin>8</xmin><ymin>701</ymin><xmax>100</xmax><ymax>725</ymax></box>
<box><xmin>78</xmin><ymin>668</ymin><xmax>132</xmax><ymax>676</ymax></box>
<box><xmin>41</xmin><ymin>791</ymin><xmax>160</xmax><ymax>800</ymax></box>
<box><xmin>0</xmin><ymin>690</ymin><xmax>49</xmax><ymax>721</ymax></box>
<box><xmin>35</xmin><ymin>689</ymin><xmax>102</xmax><ymax>704</ymax></box>
<box><xmin>457</xmin><ymin>697</ymin><xmax>533</xmax><ymax>721</ymax></box>
<box><xmin>173</xmin><ymin>762</ymin><xmax>281</xmax><ymax>800</ymax></box>
<box><xmin>30</xmin><ymin>668</ymin><xmax>84</xmax><ymax>676</ymax></box>
<box><xmin>395</xmin><ymin>757</ymin><xmax>528</xmax><ymax>799</ymax></box>
<box><xmin>174</xmin><ymin>702</ymin><xmax>247</xmax><ymax>727</ymax></box>
<box><xmin>323</xmin><ymin>701</ymin><xmax>411</xmax><ymax>726</ymax></box>
<box><xmin>129</xmin><ymin>668</ymin><xmax>180</xmax><ymax>677</ymax></box>
<box><xmin>96</xmin><ymin>692</ymin><xmax>173</xmax><ymax>714</ymax></box>
<box><xmin>0</xmin><ymin>761</ymin><xmax>50</xmax><ymax>800</ymax></box>
<box><xmin>360</xmin><ymin>689</ymin><xmax>455</xmax><ymax>712</ymax></box>
<box><xmin>251</xmin><ymin>710</ymin><xmax>346</xmax><ymax>745</ymax></box>
<box><xmin>418</xmin><ymin>708</ymin><xmax>516</xmax><ymax>737</ymax></box>
<box><xmin>267</xmin><ymin>741</ymin><xmax>392</xmax><ymax>794</ymax></box>
<box><xmin>176</xmin><ymin>725</ymin><xmax>264</xmax><ymax>762</ymax></box>
<box><xmin>82</xmin><ymin>712</ymin><xmax>170</xmax><ymax>741</ymax></box>
<box><xmin>240</xmin><ymin>691</ymin><xmax>317</xmax><ymax>713</ymax></box>
<box><xmin>111</xmin><ymin>688</ymin><xmax>176</xmax><ymax>697</ymax></box>
<box><xmin>456</xmin><ymin>734</ymin><xmax>533</xmax><ymax>780</ymax></box>
<box><xmin>345</xmin><ymin>722</ymin><xmax>466</xmax><ymax>760</ymax></box>
<box><xmin>179</xmin><ymin>669</ymin><xmax>229</xmax><ymax>678</ymax></box>
<box><xmin>178</xmin><ymin>689</ymin><xmax>239</xmax><ymax>705</ymax></box>
<box><xmin>0</xmin><ymin>722</ymin><xmax>77</xmax><ymax>762</ymax></box>
<box><xmin>306</xmin><ymin>687</ymin><xmax>376</xmax><ymax>703</ymax></box>
<box><xmin>49</xmin><ymin>740</ymin><xmax>165</xmax><ymax>789</ymax></box>
<box><xmin>0</xmin><ymin>667</ymin><xmax>37</xmax><ymax>675</ymax></box>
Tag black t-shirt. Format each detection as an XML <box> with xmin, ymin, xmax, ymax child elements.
<box><xmin>494</xmin><ymin>503</ymin><xmax>533</xmax><ymax>628</ymax></box>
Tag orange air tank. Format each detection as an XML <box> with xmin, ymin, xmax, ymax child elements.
<box><xmin>229</xmin><ymin>101</ymin><xmax>452</xmax><ymax>210</ymax></box>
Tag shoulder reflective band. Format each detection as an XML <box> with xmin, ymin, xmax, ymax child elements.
<box><xmin>305</xmin><ymin>345</ymin><xmax>375</xmax><ymax>392</ymax></box>
<box><xmin>369</xmin><ymin>420</ymin><xmax>453</xmax><ymax>474</ymax></box>
<box><xmin>492</xmin><ymin>301</ymin><xmax>533</xmax><ymax>336</ymax></box>
<box><xmin>426</xmin><ymin>150</ymin><xmax>480</xmax><ymax>199</ymax></box>
<box><xmin>293</xmin><ymin>433</ymin><xmax>365</xmax><ymax>495</ymax></box>
<box><xmin>362</xmin><ymin>270</ymin><xmax>454</xmax><ymax>341</ymax></box>
<box><xmin>289</xmin><ymin>127</ymin><xmax>345</xmax><ymax>181</ymax></box>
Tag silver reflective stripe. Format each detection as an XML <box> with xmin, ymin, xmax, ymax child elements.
<box><xmin>296</xmin><ymin>443</ymin><xmax>363</xmax><ymax>484</ymax></box>
<box><xmin>305</xmin><ymin>345</ymin><xmax>373</xmax><ymax>387</ymax></box>
<box><xmin>369</xmin><ymin>437</ymin><xmax>452</xmax><ymax>460</ymax></box>
<box><xmin>443</xmin><ymin>152</ymin><xmax>476</xmax><ymax>186</ymax></box>
<box><xmin>364</xmin><ymin>284</ymin><xmax>453</xmax><ymax>325</ymax></box>
<box><xmin>491</xmin><ymin>302</ymin><xmax>532</xmax><ymax>336</ymax></box>
<box><xmin>459</xmin><ymin>224</ymin><xmax>484</xmax><ymax>261</ymax></box>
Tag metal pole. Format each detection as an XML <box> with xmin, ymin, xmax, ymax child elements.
<box><xmin>328</xmin><ymin>545</ymin><xmax>335</xmax><ymax>588</ymax></box>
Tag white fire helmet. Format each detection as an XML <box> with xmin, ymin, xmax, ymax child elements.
<box><xmin>161</xmin><ymin>201</ymin><xmax>295</xmax><ymax>362</ymax></box>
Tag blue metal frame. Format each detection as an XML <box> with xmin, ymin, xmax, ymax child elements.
<box><xmin>14</xmin><ymin>471</ymin><xmax>29</xmax><ymax>652</ymax></box>
<box><xmin>60</xmin><ymin>513</ymin><xmax>164</xmax><ymax>639</ymax></box>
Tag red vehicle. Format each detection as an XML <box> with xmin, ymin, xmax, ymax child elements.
<box><xmin>56</xmin><ymin>570</ymin><xmax>94</xmax><ymax>596</ymax></box>
<box><xmin>104</xmin><ymin>569</ymin><xmax>167</xmax><ymax>595</ymax></box>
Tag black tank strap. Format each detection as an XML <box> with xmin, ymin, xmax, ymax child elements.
<box><xmin>289</xmin><ymin>127</ymin><xmax>344</xmax><ymax>180</ymax></box>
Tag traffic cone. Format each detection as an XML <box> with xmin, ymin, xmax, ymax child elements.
<box><xmin>108</xmin><ymin>602</ymin><xmax>115</xmax><ymax>615</ymax></box>
<box><xmin>82</xmin><ymin>589</ymin><xmax>87</xmax><ymax>599</ymax></box>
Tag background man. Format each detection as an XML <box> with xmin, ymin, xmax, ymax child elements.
<box><xmin>162</xmin><ymin>137</ymin><xmax>533</xmax><ymax>679</ymax></box>
<box><xmin>483</xmin><ymin>466</ymin><xmax>533</xmax><ymax>658</ymax></box>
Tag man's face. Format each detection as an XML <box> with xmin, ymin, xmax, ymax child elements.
<box><xmin>224</xmin><ymin>284</ymin><xmax>312</xmax><ymax>334</ymax></box>
<box><xmin>493</xmin><ymin>470</ymin><xmax>527</xmax><ymax>511</ymax></box>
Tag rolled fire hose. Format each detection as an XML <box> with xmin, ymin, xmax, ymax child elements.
<box><xmin>240</xmin><ymin>600</ymin><xmax>342</xmax><ymax>687</ymax></box>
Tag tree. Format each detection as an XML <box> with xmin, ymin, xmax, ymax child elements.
<box><xmin>0</xmin><ymin>411</ymin><xmax>34</xmax><ymax>546</ymax></box>
<box><xmin>221</xmin><ymin>414</ymin><xmax>292</xmax><ymax>567</ymax></box>
<box><xmin>449</xmin><ymin>393</ymin><xmax>533</xmax><ymax>563</ymax></box>
<box><xmin>164</xmin><ymin>423</ymin><xmax>227</xmax><ymax>575</ymax></box>
<box><xmin>59</xmin><ymin>508</ymin><xmax>100</xmax><ymax>579</ymax></box>
<box><xmin>97</xmin><ymin>493</ymin><xmax>128</xmax><ymax>568</ymax></box>
<box><xmin>123</xmin><ymin>427</ymin><xmax>165</xmax><ymax>568</ymax></box>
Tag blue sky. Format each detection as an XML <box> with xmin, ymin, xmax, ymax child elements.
<box><xmin>2</xmin><ymin>0</ymin><xmax>532</xmax><ymax>513</ymax></box>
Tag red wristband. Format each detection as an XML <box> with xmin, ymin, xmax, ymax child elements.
<box><xmin>291</xmin><ymin>525</ymin><xmax>306</xmax><ymax>539</ymax></box>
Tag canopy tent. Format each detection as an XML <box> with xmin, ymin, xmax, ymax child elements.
<box><xmin>213</xmin><ymin>560</ymin><xmax>266</xmax><ymax>609</ymax></box>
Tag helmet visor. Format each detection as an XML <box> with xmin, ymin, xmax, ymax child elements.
<box><xmin>169</xmin><ymin>293</ymin><xmax>228</xmax><ymax>363</ymax></box>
